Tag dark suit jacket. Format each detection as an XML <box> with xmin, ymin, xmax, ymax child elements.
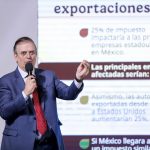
<box><xmin>0</xmin><ymin>68</ymin><xmax>83</xmax><ymax>150</ymax></box>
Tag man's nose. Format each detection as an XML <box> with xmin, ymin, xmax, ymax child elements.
<box><xmin>26</xmin><ymin>52</ymin><xmax>32</xmax><ymax>57</ymax></box>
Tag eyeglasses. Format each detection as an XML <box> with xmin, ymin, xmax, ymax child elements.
<box><xmin>16</xmin><ymin>50</ymin><xmax>36</xmax><ymax>56</ymax></box>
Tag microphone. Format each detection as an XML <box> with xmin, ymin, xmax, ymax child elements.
<box><xmin>25</xmin><ymin>62</ymin><xmax>33</xmax><ymax>77</ymax></box>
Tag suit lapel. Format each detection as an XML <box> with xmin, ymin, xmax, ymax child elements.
<box><xmin>14</xmin><ymin>68</ymin><xmax>25</xmax><ymax>92</ymax></box>
<box><xmin>35</xmin><ymin>69</ymin><xmax>46</xmax><ymax>111</ymax></box>
<box><xmin>14</xmin><ymin>68</ymin><xmax>36</xmax><ymax>113</ymax></box>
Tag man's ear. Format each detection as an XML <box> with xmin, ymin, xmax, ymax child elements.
<box><xmin>14</xmin><ymin>53</ymin><xmax>18</xmax><ymax>63</ymax></box>
<box><xmin>14</xmin><ymin>53</ymin><xmax>17</xmax><ymax>58</ymax></box>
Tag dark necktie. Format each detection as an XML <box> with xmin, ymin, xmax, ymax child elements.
<box><xmin>32</xmin><ymin>89</ymin><xmax>47</xmax><ymax>135</ymax></box>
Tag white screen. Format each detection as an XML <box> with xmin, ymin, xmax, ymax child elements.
<box><xmin>38</xmin><ymin>0</ymin><xmax>150</xmax><ymax>149</ymax></box>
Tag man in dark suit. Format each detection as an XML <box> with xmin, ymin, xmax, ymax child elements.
<box><xmin>0</xmin><ymin>37</ymin><xmax>90</xmax><ymax>150</ymax></box>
